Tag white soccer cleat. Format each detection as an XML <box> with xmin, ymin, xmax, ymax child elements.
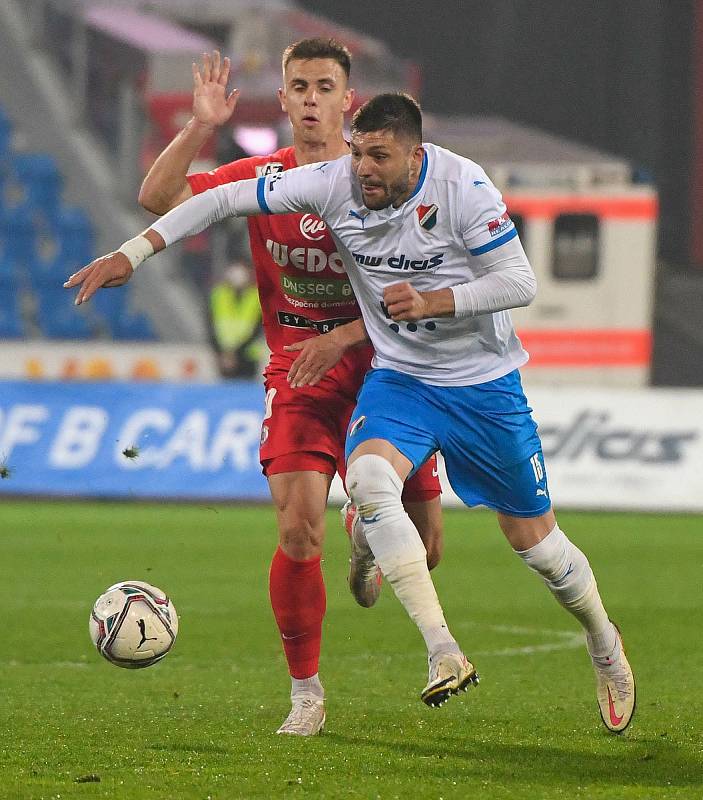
<box><xmin>421</xmin><ymin>651</ymin><xmax>479</xmax><ymax>707</ymax></box>
<box><xmin>341</xmin><ymin>500</ymin><xmax>382</xmax><ymax>608</ymax></box>
<box><xmin>590</xmin><ymin>623</ymin><xmax>636</xmax><ymax>734</ymax></box>
<box><xmin>276</xmin><ymin>695</ymin><xmax>326</xmax><ymax>736</ymax></box>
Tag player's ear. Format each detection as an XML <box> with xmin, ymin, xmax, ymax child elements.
<box><xmin>412</xmin><ymin>144</ymin><xmax>424</xmax><ymax>167</ymax></box>
<box><xmin>342</xmin><ymin>88</ymin><xmax>355</xmax><ymax>114</ymax></box>
<box><xmin>278</xmin><ymin>87</ymin><xmax>287</xmax><ymax>113</ymax></box>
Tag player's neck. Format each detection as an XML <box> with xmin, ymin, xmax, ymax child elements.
<box><xmin>293</xmin><ymin>135</ymin><xmax>349</xmax><ymax>166</ymax></box>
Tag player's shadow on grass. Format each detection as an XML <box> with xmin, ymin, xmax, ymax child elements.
<box><xmin>325</xmin><ymin>732</ymin><xmax>702</xmax><ymax>789</ymax></box>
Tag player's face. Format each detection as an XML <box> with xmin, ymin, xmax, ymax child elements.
<box><xmin>279</xmin><ymin>58</ymin><xmax>354</xmax><ymax>144</ymax></box>
<box><xmin>350</xmin><ymin>130</ymin><xmax>424</xmax><ymax>210</ymax></box>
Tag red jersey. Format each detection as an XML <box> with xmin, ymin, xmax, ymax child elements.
<box><xmin>188</xmin><ymin>146</ymin><xmax>372</xmax><ymax>396</ymax></box>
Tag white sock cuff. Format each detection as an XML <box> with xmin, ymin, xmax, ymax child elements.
<box><xmin>516</xmin><ymin>523</ymin><xmax>563</xmax><ymax>560</ymax></box>
<box><xmin>291</xmin><ymin>673</ymin><xmax>324</xmax><ymax>700</ymax></box>
<box><xmin>517</xmin><ymin>525</ymin><xmax>610</xmax><ymax>640</ymax></box>
<box><xmin>517</xmin><ymin>523</ymin><xmax>592</xmax><ymax>586</ymax></box>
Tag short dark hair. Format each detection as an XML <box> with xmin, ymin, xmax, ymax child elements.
<box><xmin>282</xmin><ymin>37</ymin><xmax>351</xmax><ymax>79</ymax></box>
<box><xmin>351</xmin><ymin>93</ymin><xmax>422</xmax><ymax>144</ymax></box>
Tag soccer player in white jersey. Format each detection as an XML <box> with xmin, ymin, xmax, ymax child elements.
<box><xmin>65</xmin><ymin>93</ymin><xmax>636</xmax><ymax>734</ymax></box>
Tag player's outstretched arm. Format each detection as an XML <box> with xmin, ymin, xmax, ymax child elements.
<box><xmin>139</xmin><ymin>50</ymin><xmax>240</xmax><ymax>214</ymax></box>
<box><xmin>64</xmin><ymin>229</ymin><xmax>166</xmax><ymax>305</ymax></box>
<box><xmin>284</xmin><ymin>319</ymin><xmax>371</xmax><ymax>388</ymax></box>
<box><xmin>65</xmin><ymin>165</ymin><xmax>323</xmax><ymax>304</ymax></box>
<box><xmin>64</xmin><ymin>175</ymin><xmax>273</xmax><ymax>304</ymax></box>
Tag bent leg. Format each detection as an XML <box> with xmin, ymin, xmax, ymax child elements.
<box><xmin>499</xmin><ymin>510</ymin><xmax>616</xmax><ymax>655</ymax></box>
<box><xmin>499</xmin><ymin>509</ymin><xmax>636</xmax><ymax>732</ymax></box>
<box><xmin>346</xmin><ymin>441</ymin><xmax>457</xmax><ymax>655</ymax></box>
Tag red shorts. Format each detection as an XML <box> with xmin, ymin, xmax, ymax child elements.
<box><xmin>260</xmin><ymin>377</ymin><xmax>440</xmax><ymax>502</ymax></box>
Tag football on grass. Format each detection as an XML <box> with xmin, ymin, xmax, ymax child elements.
<box><xmin>89</xmin><ymin>580</ymin><xmax>178</xmax><ymax>669</ymax></box>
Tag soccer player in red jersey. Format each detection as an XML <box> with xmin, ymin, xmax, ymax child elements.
<box><xmin>138</xmin><ymin>39</ymin><xmax>443</xmax><ymax>735</ymax></box>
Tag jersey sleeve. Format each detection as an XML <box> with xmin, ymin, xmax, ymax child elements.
<box><xmin>257</xmin><ymin>161</ymin><xmax>332</xmax><ymax>218</ymax></box>
<box><xmin>187</xmin><ymin>158</ymin><xmax>258</xmax><ymax>195</ymax></box>
<box><xmin>150</xmin><ymin>179</ymin><xmax>262</xmax><ymax>246</ymax></box>
<box><xmin>150</xmin><ymin>161</ymin><xmax>334</xmax><ymax>246</ymax></box>
<box><xmin>460</xmin><ymin>167</ymin><xmax>518</xmax><ymax>256</ymax></box>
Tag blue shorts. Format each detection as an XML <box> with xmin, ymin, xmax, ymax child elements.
<box><xmin>345</xmin><ymin>368</ymin><xmax>551</xmax><ymax>518</ymax></box>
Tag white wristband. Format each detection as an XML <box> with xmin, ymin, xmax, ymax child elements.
<box><xmin>117</xmin><ymin>235</ymin><xmax>154</xmax><ymax>271</ymax></box>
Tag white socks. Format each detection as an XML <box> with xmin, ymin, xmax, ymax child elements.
<box><xmin>517</xmin><ymin>524</ymin><xmax>617</xmax><ymax>659</ymax></box>
<box><xmin>291</xmin><ymin>673</ymin><xmax>324</xmax><ymax>700</ymax></box>
<box><xmin>346</xmin><ymin>454</ymin><xmax>458</xmax><ymax>656</ymax></box>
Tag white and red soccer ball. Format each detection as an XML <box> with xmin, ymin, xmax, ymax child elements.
<box><xmin>89</xmin><ymin>580</ymin><xmax>178</xmax><ymax>669</ymax></box>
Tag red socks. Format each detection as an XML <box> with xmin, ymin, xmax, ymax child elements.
<box><xmin>268</xmin><ymin>546</ymin><xmax>326</xmax><ymax>679</ymax></box>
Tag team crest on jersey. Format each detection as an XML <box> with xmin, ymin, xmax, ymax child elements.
<box><xmin>255</xmin><ymin>162</ymin><xmax>284</xmax><ymax>178</ymax></box>
<box><xmin>417</xmin><ymin>204</ymin><xmax>438</xmax><ymax>231</ymax></box>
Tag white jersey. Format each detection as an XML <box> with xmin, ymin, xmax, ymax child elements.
<box><xmin>153</xmin><ymin>142</ymin><xmax>532</xmax><ymax>386</ymax></box>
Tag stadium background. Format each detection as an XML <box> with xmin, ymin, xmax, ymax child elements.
<box><xmin>0</xmin><ymin>2</ymin><xmax>701</xmax><ymax>799</ymax></box>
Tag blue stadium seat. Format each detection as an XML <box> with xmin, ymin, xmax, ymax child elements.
<box><xmin>8</xmin><ymin>153</ymin><xmax>63</xmax><ymax>211</ymax></box>
<box><xmin>25</xmin><ymin>208</ymin><xmax>95</xmax><ymax>290</ymax></box>
<box><xmin>0</xmin><ymin>254</ymin><xmax>21</xmax><ymax>285</ymax></box>
<box><xmin>90</xmin><ymin>288</ymin><xmax>158</xmax><ymax>341</ymax></box>
<box><xmin>0</xmin><ymin>285</ymin><xmax>24</xmax><ymax>338</ymax></box>
<box><xmin>90</xmin><ymin>285</ymin><xmax>128</xmax><ymax>327</ymax></box>
<box><xmin>112</xmin><ymin>310</ymin><xmax>158</xmax><ymax>341</ymax></box>
<box><xmin>36</xmin><ymin>285</ymin><xmax>92</xmax><ymax>340</ymax></box>
<box><xmin>27</xmin><ymin>254</ymin><xmax>57</xmax><ymax>287</ymax></box>
<box><xmin>47</xmin><ymin>206</ymin><xmax>95</xmax><ymax>265</ymax></box>
<box><xmin>0</xmin><ymin>208</ymin><xmax>36</xmax><ymax>264</ymax></box>
<box><xmin>0</xmin><ymin>114</ymin><xmax>154</xmax><ymax>343</ymax></box>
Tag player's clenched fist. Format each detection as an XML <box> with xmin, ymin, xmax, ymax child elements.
<box><xmin>383</xmin><ymin>282</ymin><xmax>429</xmax><ymax>321</ymax></box>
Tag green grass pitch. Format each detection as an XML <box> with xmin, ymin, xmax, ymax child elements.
<box><xmin>1</xmin><ymin>502</ymin><xmax>701</xmax><ymax>799</ymax></box>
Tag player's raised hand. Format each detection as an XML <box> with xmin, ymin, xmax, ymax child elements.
<box><xmin>63</xmin><ymin>252</ymin><xmax>134</xmax><ymax>306</ymax></box>
<box><xmin>383</xmin><ymin>282</ymin><xmax>429</xmax><ymax>321</ymax></box>
<box><xmin>192</xmin><ymin>50</ymin><xmax>240</xmax><ymax>128</ymax></box>
<box><xmin>284</xmin><ymin>334</ymin><xmax>346</xmax><ymax>388</ymax></box>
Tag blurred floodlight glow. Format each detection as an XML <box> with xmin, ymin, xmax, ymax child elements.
<box><xmin>234</xmin><ymin>126</ymin><xmax>278</xmax><ymax>155</ymax></box>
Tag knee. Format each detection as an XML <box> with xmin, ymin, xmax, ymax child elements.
<box><xmin>347</xmin><ymin>454</ymin><xmax>403</xmax><ymax>512</ymax></box>
<box><xmin>277</xmin><ymin>511</ymin><xmax>324</xmax><ymax>560</ymax></box>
